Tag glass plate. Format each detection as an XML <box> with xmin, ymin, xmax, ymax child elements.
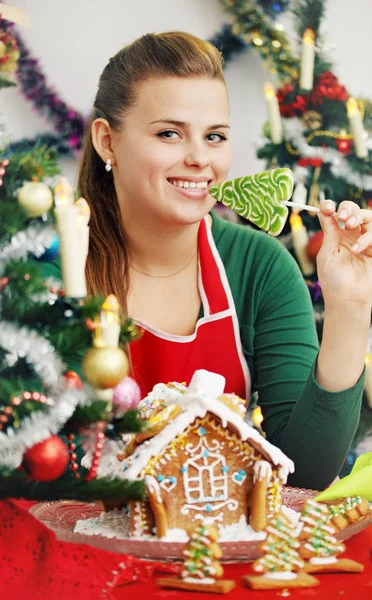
<box><xmin>29</xmin><ymin>486</ymin><xmax>372</xmax><ymax>562</ymax></box>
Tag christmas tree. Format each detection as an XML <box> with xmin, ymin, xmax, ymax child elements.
<box><xmin>220</xmin><ymin>0</ymin><xmax>372</xmax><ymax>461</ymax></box>
<box><xmin>0</xmin><ymin>17</ymin><xmax>146</xmax><ymax>503</ymax></box>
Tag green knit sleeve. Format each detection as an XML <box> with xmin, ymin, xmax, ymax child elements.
<box><xmin>249</xmin><ymin>235</ymin><xmax>363</xmax><ymax>490</ymax></box>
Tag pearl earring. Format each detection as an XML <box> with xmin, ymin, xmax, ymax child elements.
<box><xmin>105</xmin><ymin>158</ymin><xmax>112</xmax><ymax>172</ymax></box>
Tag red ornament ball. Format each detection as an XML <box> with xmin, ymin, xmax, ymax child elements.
<box><xmin>307</xmin><ymin>230</ymin><xmax>324</xmax><ymax>261</ymax></box>
<box><xmin>22</xmin><ymin>435</ymin><xmax>69</xmax><ymax>481</ymax></box>
<box><xmin>336</xmin><ymin>138</ymin><xmax>352</xmax><ymax>154</ymax></box>
<box><xmin>64</xmin><ymin>370</ymin><xmax>83</xmax><ymax>390</ymax></box>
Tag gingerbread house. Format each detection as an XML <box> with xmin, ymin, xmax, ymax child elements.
<box><xmin>106</xmin><ymin>370</ymin><xmax>294</xmax><ymax>539</ymax></box>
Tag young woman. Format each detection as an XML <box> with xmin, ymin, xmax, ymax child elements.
<box><xmin>78</xmin><ymin>31</ymin><xmax>372</xmax><ymax>490</ymax></box>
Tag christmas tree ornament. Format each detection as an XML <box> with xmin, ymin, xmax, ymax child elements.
<box><xmin>113</xmin><ymin>376</ymin><xmax>142</xmax><ymax>417</ymax></box>
<box><xmin>299</xmin><ymin>29</ymin><xmax>315</xmax><ymax>90</ymax></box>
<box><xmin>263</xmin><ymin>120</ymin><xmax>272</xmax><ymax>139</ymax></box>
<box><xmin>64</xmin><ymin>370</ymin><xmax>83</xmax><ymax>390</ymax></box>
<box><xmin>209</xmin><ymin>168</ymin><xmax>293</xmax><ymax>236</ymax></box>
<box><xmin>290</xmin><ymin>213</ymin><xmax>315</xmax><ymax>276</ymax></box>
<box><xmin>82</xmin><ymin>345</ymin><xmax>129</xmax><ymax>389</ymax></box>
<box><xmin>54</xmin><ymin>178</ymin><xmax>90</xmax><ymax>298</ymax></box>
<box><xmin>35</xmin><ymin>233</ymin><xmax>59</xmax><ymax>261</ymax></box>
<box><xmin>302</xmin><ymin>110</ymin><xmax>322</xmax><ymax>131</ymax></box>
<box><xmin>264</xmin><ymin>82</ymin><xmax>283</xmax><ymax>144</ymax></box>
<box><xmin>336</xmin><ymin>137</ymin><xmax>352</xmax><ymax>155</ymax></box>
<box><xmin>307</xmin><ymin>230</ymin><xmax>324</xmax><ymax>260</ymax></box>
<box><xmin>347</xmin><ymin>97</ymin><xmax>368</xmax><ymax>159</ymax></box>
<box><xmin>22</xmin><ymin>435</ymin><xmax>69</xmax><ymax>481</ymax></box>
<box><xmin>157</xmin><ymin>523</ymin><xmax>236</xmax><ymax>593</ymax></box>
<box><xmin>17</xmin><ymin>181</ymin><xmax>53</xmax><ymax>218</ymax></box>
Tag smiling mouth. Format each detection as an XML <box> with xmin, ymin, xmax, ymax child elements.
<box><xmin>167</xmin><ymin>178</ymin><xmax>212</xmax><ymax>189</ymax></box>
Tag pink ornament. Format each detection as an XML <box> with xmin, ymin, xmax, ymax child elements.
<box><xmin>112</xmin><ymin>376</ymin><xmax>142</xmax><ymax>417</ymax></box>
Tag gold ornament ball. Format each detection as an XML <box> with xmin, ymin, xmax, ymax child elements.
<box><xmin>17</xmin><ymin>182</ymin><xmax>53</xmax><ymax>218</ymax></box>
<box><xmin>0</xmin><ymin>41</ymin><xmax>6</xmax><ymax>59</ymax></box>
<box><xmin>82</xmin><ymin>346</ymin><xmax>129</xmax><ymax>389</ymax></box>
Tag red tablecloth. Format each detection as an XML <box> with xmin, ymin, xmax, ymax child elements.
<box><xmin>1</xmin><ymin>500</ymin><xmax>371</xmax><ymax>600</ymax></box>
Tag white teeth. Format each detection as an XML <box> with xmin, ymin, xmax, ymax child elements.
<box><xmin>170</xmin><ymin>179</ymin><xmax>209</xmax><ymax>189</ymax></box>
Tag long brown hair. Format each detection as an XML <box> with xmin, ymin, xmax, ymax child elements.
<box><xmin>78</xmin><ymin>31</ymin><xmax>225</xmax><ymax>310</ymax></box>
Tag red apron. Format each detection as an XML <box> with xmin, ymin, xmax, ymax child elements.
<box><xmin>129</xmin><ymin>217</ymin><xmax>251</xmax><ymax>400</ymax></box>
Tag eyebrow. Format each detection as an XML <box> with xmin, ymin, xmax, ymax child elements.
<box><xmin>149</xmin><ymin>119</ymin><xmax>230</xmax><ymax>129</ymax></box>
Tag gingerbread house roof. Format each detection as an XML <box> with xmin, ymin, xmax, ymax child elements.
<box><xmin>119</xmin><ymin>370</ymin><xmax>294</xmax><ymax>483</ymax></box>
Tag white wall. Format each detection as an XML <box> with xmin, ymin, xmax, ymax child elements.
<box><xmin>2</xmin><ymin>0</ymin><xmax>372</xmax><ymax>184</ymax></box>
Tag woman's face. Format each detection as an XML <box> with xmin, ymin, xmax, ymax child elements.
<box><xmin>111</xmin><ymin>76</ymin><xmax>232</xmax><ymax>229</ymax></box>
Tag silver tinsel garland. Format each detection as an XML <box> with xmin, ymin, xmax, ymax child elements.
<box><xmin>0</xmin><ymin>321</ymin><xmax>84</xmax><ymax>467</ymax></box>
<box><xmin>0</xmin><ymin>223</ymin><xmax>56</xmax><ymax>275</ymax></box>
<box><xmin>0</xmin><ymin>387</ymin><xmax>86</xmax><ymax>467</ymax></box>
<box><xmin>283</xmin><ymin>118</ymin><xmax>372</xmax><ymax>191</ymax></box>
<box><xmin>0</xmin><ymin>321</ymin><xmax>64</xmax><ymax>387</ymax></box>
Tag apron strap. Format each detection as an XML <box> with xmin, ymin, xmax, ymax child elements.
<box><xmin>198</xmin><ymin>218</ymin><xmax>230</xmax><ymax>315</ymax></box>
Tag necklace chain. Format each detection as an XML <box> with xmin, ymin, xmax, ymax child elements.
<box><xmin>131</xmin><ymin>252</ymin><xmax>197</xmax><ymax>279</ymax></box>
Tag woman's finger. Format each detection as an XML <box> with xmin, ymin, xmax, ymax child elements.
<box><xmin>359</xmin><ymin>209</ymin><xmax>372</xmax><ymax>229</ymax></box>
<box><xmin>319</xmin><ymin>199</ymin><xmax>335</xmax><ymax>216</ymax></box>
<box><xmin>336</xmin><ymin>200</ymin><xmax>362</xmax><ymax>229</ymax></box>
<box><xmin>351</xmin><ymin>230</ymin><xmax>372</xmax><ymax>253</ymax></box>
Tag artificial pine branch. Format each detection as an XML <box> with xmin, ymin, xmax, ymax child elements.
<box><xmin>0</xmin><ymin>475</ymin><xmax>146</xmax><ymax>502</ymax></box>
<box><xmin>64</xmin><ymin>400</ymin><xmax>111</xmax><ymax>429</ymax></box>
<box><xmin>0</xmin><ymin>142</ymin><xmax>59</xmax><ymax>202</ymax></box>
<box><xmin>114</xmin><ymin>410</ymin><xmax>145</xmax><ymax>434</ymax></box>
<box><xmin>293</xmin><ymin>0</ymin><xmax>325</xmax><ymax>38</ymax></box>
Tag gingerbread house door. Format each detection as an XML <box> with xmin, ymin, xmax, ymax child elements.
<box><xmin>180</xmin><ymin>433</ymin><xmax>238</xmax><ymax>522</ymax></box>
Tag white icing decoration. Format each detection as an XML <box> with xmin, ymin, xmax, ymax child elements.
<box><xmin>264</xmin><ymin>572</ymin><xmax>297</xmax><ymax>581</ymax></box>
<box><xmin>309</xmin><ymin>556</ymin><xmax>338</xmax><ymax>565</ymax></box>
<box><xmin>145</xmin><ymin>475</ymin><xmax>162</xmax><ymax>503</ymax></box>
<box><xmin>181</xmin><ymin>499</ymin><xmax>238</xmax><ymax>515</ymax></box>
<box><xmin>232</xmin><ymin>470</ymin><xmax>247</xmax><ymax>486</ymax></box>
<box><xmin>74</xmin><ymin>511</ymin><xmax>267</xmax><ymax>542</ymax></box>
<box><xmin>159</xmin><ymin>477</ymin><xmax>177</xmax><ymax>493</ymax></box>
<box><xmin>194</xmin><ymin>512</ymin><xmax>224</xmax><ymax>523</ymax></box>
<box><xmin>182</xmin><ymin>436</ymin><xmax>228</xmax><ymax>506</ymax></box>
<box><xmin>253</xmin><ymin>460</ymin><xmax>272</xmax><ymax>483</ymax></box>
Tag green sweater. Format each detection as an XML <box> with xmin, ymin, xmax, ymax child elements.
<box><xmin>210</xmin><ymin>212</ymin><xmax>363</xmax><ymax>490</ymax></box>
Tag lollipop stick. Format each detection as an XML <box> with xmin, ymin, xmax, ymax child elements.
<box><xmin>283</xmin><ymin>201</ymin><xmax>346</xmax><ymax>228</ymax></box>
<box><xmin>283</xmin><ymin>200</ymin><xmax>320</xmax><ymax>213</ymax></box>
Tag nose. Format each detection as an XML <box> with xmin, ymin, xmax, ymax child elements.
<box><xmin>184</xmin><ymin>141</ymin><xmax>210</xmax><ymax>169</ymax></box>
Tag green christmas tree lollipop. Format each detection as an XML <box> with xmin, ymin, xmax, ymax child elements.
<box><xmin>209</xmin><ymin>168</ymin><xmax>293</xmax><ymax>236</ymax></box>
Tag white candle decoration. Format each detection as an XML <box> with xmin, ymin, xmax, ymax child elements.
<box><xmin>299</xmin><ymin>29</ymin><xmax>315</xmax><ymax>90</ymax></box>
<box><xmin>365</xmin><ymin>354</ymin><xmax>372</xmax><ymax>409</ymax></box>
<box><xmin>264</xmin><ymin>82</ymin><xmax>283</xmax><ymax>144</ymax></box>
<box><xmin>98</xmin><ymin>294</ymin><xmax>121</xmax><ymax>347</ymax></box>
<box><xmin>290</xmin><ymin>213</ymin><xmax>315</xmax><ymax>276</ymax></box>
<box><xmin>347</xmin><ymin>97</ymin><xmax>368</xmax><ymax>159</ymax></box>
<box><xmin>54</xmin><ymin>177</ymin><xmax>90</xmax><ymax>298</ymax></box>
